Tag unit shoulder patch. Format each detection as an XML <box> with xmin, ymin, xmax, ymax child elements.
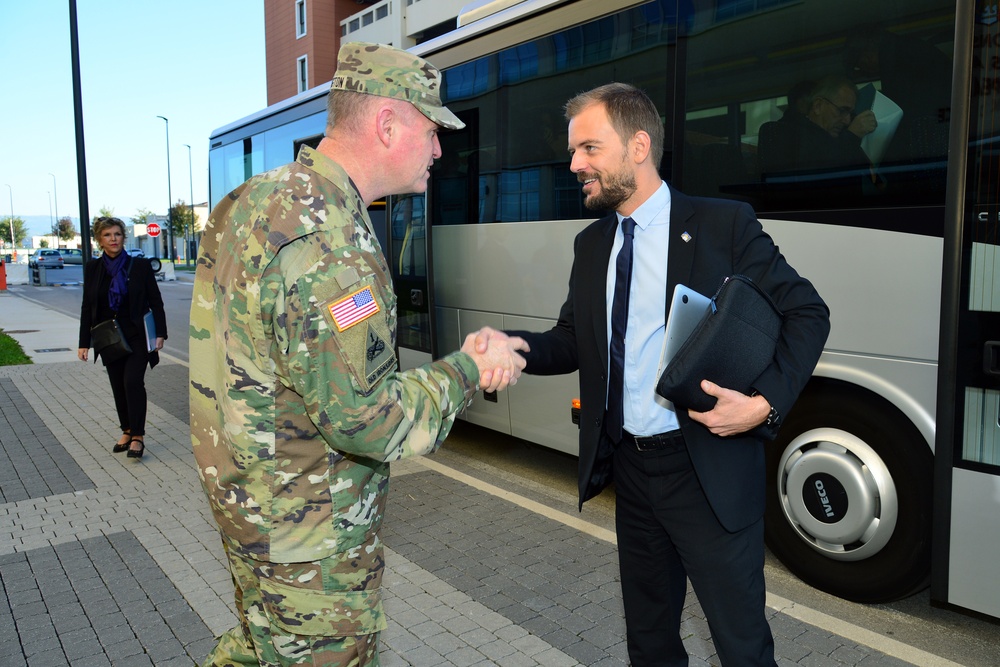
<box><xmin>321</xmin><ymin>283</ymin><xmax>396</xmax><ymax>395</ymax></box>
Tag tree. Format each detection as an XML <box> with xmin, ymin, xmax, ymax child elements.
<box><xmin>53</xmin><ymin>217</ymin><xmax>76</xmax><ymax>244</ymax></box>
<box><xmin>131</xmin><ymin>208</ymin><xmax>155</xmax><ymax>228</ymax></box>
<box><xmin>92</xmin><ymin>206</ymin><xmax>115</xmax><ymax>226</ymax></box>
<box><xmin>169</xmin><ymin>199</ymin><xmax>194</xmax><ymax>238</ymax></box>
<box><xmin>0</xmin><ymin>216</ymin><xmax>29</xmax><ymax>248</ymax></box>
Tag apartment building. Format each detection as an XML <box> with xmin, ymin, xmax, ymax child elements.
<box><xmin>264</xmin><ymin>0</ymin><xmax>476</xmax><ymax>106</ymax></box>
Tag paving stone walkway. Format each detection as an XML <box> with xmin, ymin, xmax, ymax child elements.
<box><xmin>0</xmin><ymin>358</ymin><xmax>917</xmax><ymax>666</ymax></box>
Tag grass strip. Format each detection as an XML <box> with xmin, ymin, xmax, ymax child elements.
<box><xmin>0</xmin><ymin>331</ymin><xmax>32</xmax><ymax>365</ymax></box>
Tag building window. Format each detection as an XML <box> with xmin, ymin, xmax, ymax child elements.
<box><xmin>297</xmin><ymin>55</ymin><xmax>308</xmax><ymax>93</ymax></box>
<box><xmin>363</xmin><ymin>11</ymin><xmax>373</xmax><ymax>26</ymax></box>
<box><xmin>349</xmin><ymin>18</ymin><xmax>360</xmax><ymax>32</ymax></box>
<box><xmin>376</xmin><ymin>5</ymin><xmax>389</xmax><ymax>20</ymax></box>
<box><xmin>296</xmin><ymin>0</ymin><xmax>306</xmax><ymax>38</ymax></box>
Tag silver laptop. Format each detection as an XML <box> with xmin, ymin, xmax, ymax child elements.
<box><xmin>660</xmin><ymin>283</ymin><xmax>711</xmax><ymax>372</ymax></box>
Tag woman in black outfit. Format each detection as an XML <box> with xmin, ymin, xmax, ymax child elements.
<box><xmin>78</xmin><ymin>217</ymin><xmax>167</xmax><ymax>459</ymax></box>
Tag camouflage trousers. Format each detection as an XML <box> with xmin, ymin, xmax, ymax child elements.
<box><xmin>200</xmin><ymin>543</ymin><xmax>382</xmax><ymax>667</ymax></box>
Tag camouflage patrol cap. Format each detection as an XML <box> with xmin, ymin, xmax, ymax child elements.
<box><xmin>331</xmin><ymin>42</ymin><xmax>465</xmax><ymax>130</ymax></box>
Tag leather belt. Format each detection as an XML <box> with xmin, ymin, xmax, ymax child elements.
<box><xmin>621</xmin><ymin>429</ymin><xmax>685</xmax><ymax>452</ymax></box>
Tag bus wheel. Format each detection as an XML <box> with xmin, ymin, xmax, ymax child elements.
<box><xmin>764</xmin><ymin>382</ymin><xmax>933</xmax><ymax>603</ymax></box>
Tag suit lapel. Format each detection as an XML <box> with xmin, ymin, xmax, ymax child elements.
<box><xmin>591</xmin><ymin>193</ymin><xmax>698</xmax><ymax>355</ymax></box>
<box><xmin>591</xmin><ymin>213</ymin><xmax>617</xmax><ymax>369</ymax></box>
<box><xmin>665</xmin><ymin>188</ymin><xmax>698</xmax><ymax>322</ymax></box>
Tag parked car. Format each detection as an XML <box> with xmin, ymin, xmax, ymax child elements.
<box><xmin>58</xmin><ymin>248</ymin><xmax>83</xmax><ymax>265</ymax></box>
<box><xmin>28</xmin><ymin>249</ymin><xmax>64</xmax><ymax>269</ymax></box>
<box><xmin>126</xmin><ymin>248</ymin><xmax>145</xmax><ymax>258</ymax></box>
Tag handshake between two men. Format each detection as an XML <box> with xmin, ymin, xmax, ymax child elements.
<box><xmin>460</xmin><ymin>326</ymin><xmax>530</xmax><ymax>393</ymax></box>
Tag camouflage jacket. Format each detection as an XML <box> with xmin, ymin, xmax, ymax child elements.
<box><xmin>189</xmin><ymin>146</ymin><xmax>479</xmax><ymax>629</ymax></box>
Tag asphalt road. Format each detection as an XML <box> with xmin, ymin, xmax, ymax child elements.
<box><xmin>17</xmin><ymin>263</ymin><xmax>193</xmax><ymax>363</ymax></box>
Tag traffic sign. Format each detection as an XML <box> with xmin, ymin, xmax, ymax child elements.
<box><xmin>148</xmin><ymin>222</ymin><xmax>161</xmax><ymax>237</ymax></box>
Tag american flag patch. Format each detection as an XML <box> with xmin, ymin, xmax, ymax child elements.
<box><xmin>329</xmin><ymin>286</ymin><xmax>380</xmax><ymax>331</ymax></box>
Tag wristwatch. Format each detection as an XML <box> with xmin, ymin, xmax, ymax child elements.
<box><xmin>764</xmin><ymin>404</ymin><xmax>780</xmax><ymax>427</ymax></box>
<box><xmin>751</xmin><ymin>390</ymin><xmax>780</xmax><ymax>427</ymax></box>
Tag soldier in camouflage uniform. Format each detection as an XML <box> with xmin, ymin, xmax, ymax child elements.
<box><xmin>190</xmin><ymin>42</ymin><xmax>529</xmax><ymax>667</ymax></box>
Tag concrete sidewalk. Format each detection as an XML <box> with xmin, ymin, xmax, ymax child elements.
<box><xmin>0</xmin><ymin>289</ymin><xmax>82</xmax><ymax>364</ymax></box>
<box><xmin>0</xmin><ymin>288</ymin><xmax>931</xmax><ymax>667</ymax></box>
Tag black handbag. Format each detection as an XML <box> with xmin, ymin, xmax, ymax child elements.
<box><xmin>91</xmin><ymin>318</ymin><xmax>132</xmax><ymax>363</ymax></box>
<box><xmin>655</xmin><ymin>275</ymin><xmax>783</xmax><ymax>412</ymax></box>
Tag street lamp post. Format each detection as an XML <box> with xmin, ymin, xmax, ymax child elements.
<box><xmin>182</xmin><ymin>143</ymin><xmax>194</xmax><ymax>267</ymax></box>
<box><xmin>156</xmin><ymin>115</ymin><xmax>173</xmax><ymax>260</ymax></box>
<box><xmin>48</xmin><ymin>173</ymin><xmax>58</xmax><ymax>228</ymax></box>
<box><xmin>3</xmin><ymin>184</ymin><xmax>14</xmax><ymax>261</ymax></box>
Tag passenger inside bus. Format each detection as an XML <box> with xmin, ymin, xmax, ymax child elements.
<box><xmin>844</xmin><ymin>26</ymin><xmax>952</xmax><ymax>167</ymax></box>
<box><xmin>757</xmin><ymin>75</ymin><xmax>877</xmax><ymax>180</ymax></box>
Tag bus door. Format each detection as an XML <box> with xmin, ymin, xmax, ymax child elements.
<box><xmin>933</xmin><ymin>0</ymin><xmax>1000</xmax><ymax>618</ymax></box>
<box><xmin>385</xmin><ymin>193</ymin><xmax>435</xmax><ymax>370</ymax></box>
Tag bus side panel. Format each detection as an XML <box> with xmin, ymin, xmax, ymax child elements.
<box><xmin>815</xmin><ymin>351</ymin><xmax>938</xmax><ymax>449</ymax></box>
<box><xmin>761</xmin><ymin>219</ymin><xmax>943</xmax><ymax>364</ymax></box>
<box><xmin>433</xmin><ymin>222</ymin><xmax>588</xmax><ymax>453</ymax></box>
<box><xmin>947</xmin><ymin>438</ymin><xmax>1000</xmax><ymax>618</ymax></box>
<box><xmin>504</xmin><ymin>315</ymin><xmax>581</xmax><ymax>455</ymax></box>
<box><xmin>432</xmin><ymin>220</ymin><xmax>589</xmax><ymax>321</ymax></box>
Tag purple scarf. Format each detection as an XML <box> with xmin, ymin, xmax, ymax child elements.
<box><xmin>102</xmin><ymin>251</ymin><xmax>129</xmax><ymax>313</ymax></box>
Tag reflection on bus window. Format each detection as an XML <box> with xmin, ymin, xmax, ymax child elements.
<box><xmin>208</xmin><ymin>110</ymin><xmax>326</xmax><ymax>209</ymax></box>
<box><xmin>431</xmin><ymin>1</ymin><xmax>676</xmax><ymax>225</ymax></box>
<box><xmin>390</xmin><ymin>194</ymin><xmax>430</xmax><ymax>352</ymax></box>
<box><xmin>679</xmin><ymin>0</ymin><xmax>954</xmax><ymax>218</ymax></box>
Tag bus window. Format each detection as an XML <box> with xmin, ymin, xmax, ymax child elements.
<box><xmin>678</xmin><ymin>0</ymin><xmax>955</xmax><ymax>216</ymax></box>
<box><xmin>389</xmin><ymin>194</ymin><xmax>430</xmax><ymax>352</ymax></box>
<box><xmin>431</xmin><ymin>1</ymin><xmax>678</xmax><ymax>225</ymax></box>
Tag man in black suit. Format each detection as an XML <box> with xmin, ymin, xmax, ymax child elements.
<box><xmin>502</xmin><ymin>83</ymin><xmax>830</xmax><ymax>665</ymax></box>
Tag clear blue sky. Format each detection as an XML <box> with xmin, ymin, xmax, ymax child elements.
<box><xmin>0</xmin><ymin>1</ymin><xmax>267</xmax><ymax>237</ymax></box>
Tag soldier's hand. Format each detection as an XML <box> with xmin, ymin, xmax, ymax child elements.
<box><xmin>463</xmin><ymin>327</ymin><xmax>530</xmax><ymax>392</ymax></box>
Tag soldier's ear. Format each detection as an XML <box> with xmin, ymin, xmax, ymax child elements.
<box><xmin>375</xmin><ymin>105</ymin><xmax>396</xmax><ymax>147</ymax></box>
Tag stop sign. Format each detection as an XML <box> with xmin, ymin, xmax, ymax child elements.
<box><xmin>148</xmin><ymin>222</ymin><xmax>161</xmax><ymax>237</ymax></box>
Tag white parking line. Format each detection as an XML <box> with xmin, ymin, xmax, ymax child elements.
<box><xmin>416</xmin><ymin>455</ymin><xmax>964</xmax><ymax>667</ymax></box>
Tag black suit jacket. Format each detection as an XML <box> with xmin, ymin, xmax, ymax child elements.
<box><xmin>512</xmin><ymin>189</ymin><xmax>830</xmax><ymax>532</ymax></box>
<box><xmin>79</xmin><ymin>256</ymin><xmax>168</xmax><ymax>367</ymax></box>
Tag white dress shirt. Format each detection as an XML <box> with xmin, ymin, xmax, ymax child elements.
<box><xmin>605</xmin><ymin>182</ymin><xmax>678</xmax><ymax>436</ymax></box>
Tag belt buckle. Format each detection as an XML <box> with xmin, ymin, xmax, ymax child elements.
<box><xmin>633</xmin><ymin>435</ymin><xmax>658</xmax><ymax>452</ymax></box>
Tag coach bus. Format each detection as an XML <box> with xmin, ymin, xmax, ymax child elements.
<box><xmin>208</xmin><ymin>0</ymin><xmax>1000</xmax><ymax>619</ymax></box>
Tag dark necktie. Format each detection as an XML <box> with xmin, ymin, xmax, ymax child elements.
<box><xmin>606</xmin><ymin>217</ymin><xmax>635</xmax><ymax>443</ymax></box>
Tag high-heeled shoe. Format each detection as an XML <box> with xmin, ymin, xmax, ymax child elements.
<box><xmin>126</xmin><ymin>438</ymin><xmax>145</xmax><ymax>459</ymax></box>
<box><xmin>113</xmin><ymin>432</ymin><xmax>131</xmax><ymax>453</ymax></box>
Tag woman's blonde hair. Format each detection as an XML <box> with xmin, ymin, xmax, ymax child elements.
<box><xmin>92</xmin><ymin>216</ymin><xmax>127</xmax><ymax>241</ymax></box>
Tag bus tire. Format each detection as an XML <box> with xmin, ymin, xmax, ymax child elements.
<box><xmin>764</xmin><ymin>380</ymin><xmax>933</xmax><ymax>603</ymax></box>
